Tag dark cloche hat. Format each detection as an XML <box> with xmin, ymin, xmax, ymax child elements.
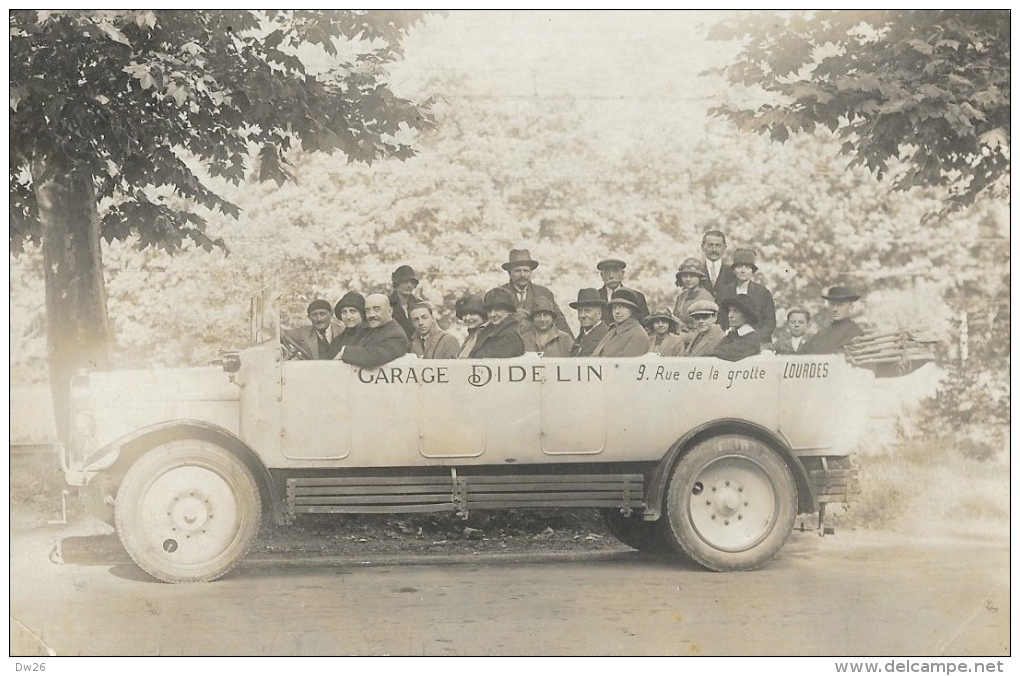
<box><xmin>606</xmin><ymin>288</ymin><xmax>642</xmax><ymax>311</ymax></box>
<box><xmin>644</xmin><ymin>306</ymin><xmax>680</xmax><ymax>330</ymax></box>
<box><xmin>455</xmin><ymin>294</ymin><xmax>486</xmax><ymax>319</ymax></box>
<box><xmin>719</xmin><ymin>294</ymin><xmax>759</xmax><ymax>325</ymax></box>
<box><xmin>391</xmin><ymin>265</ymin><xmax>419</xmax><ymax>286</ymax></box>
<box><xmin>307</xmin><ymin>299</ymin><xmax>333</xmax><ymax>315</ymax></box>
<box><xmin>334</xmin><ymin>291</ymin><xmax>366</xmax><ymax>319</ymax></box>
<box><xmin>596</xmin><ymin>258</ymin><xmax>627</xmax><ymax>271</ymax></box>
<box><xmin>569</xmin><ymin>288</ymin><xmax>607</xmax><ymax>309</ymax></box>
<box><xmin>675</xmin><ymin>257</ymin><xmax>709</xmax><ymax>285</ymax></box>
<box><xmin>731</xmin><ymin>248</ymin><xmax>758</xmax><ymax>273</ymax></box>
<box><xmin>822</xmin><ymin>285</ymin><xmax>861</xmax><ymax>302</ymax></box>
<box><xmin>483</xmin><ymin>287</ymin><xmax>517</xmax><ymax>312</ymax></box>
<box><xmin>501</xmin><ymin>248</ymin><xmax>540</xmax><ymax>271</ymax></box>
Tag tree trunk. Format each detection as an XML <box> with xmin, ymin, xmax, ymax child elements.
<box><xmin>32</xmin><ymin>150</ymin><xmax>113</xmax><ymax>443</ymax></box>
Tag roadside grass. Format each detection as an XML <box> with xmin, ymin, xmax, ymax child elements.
<box><xmin>837</xmin><ymin>429</ymin><xmax>1009</xmax><ymax>536</ymax></box>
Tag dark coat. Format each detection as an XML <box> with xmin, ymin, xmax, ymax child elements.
<box><xmin>599</xmin><ymin>284</ymin><xmax>649</xmax><ymax>324</ymax></box>
<box><xmin>500</xmin><ymin>282</ymin><xmax>573</xmax><ymax>338</ymax></box>
<box><xmin>802</xmin><ymin>319</ymin><xmax>864</xmax><ymax>354</ymax></box>
<box><xmin>411</xmin><ymin>327</ymin><xmax>461</xmax><ymax>359</ymax></box>
<box><xmin>283</xmin><ymin>320</ymin><xmax>345</xmax><ymax>360</ymax></box>
<box><xmin>715</xmin><ymin>279</ymin><xmax>777</xmax><ymax>343</ymax></box>
<box><xmin>703</xmin><ymin>260</ymin><xmax>737</xmax><ymax>298</ymax></box>
<box><xmin>711</xmin><ymin>327</ymin><xmax>762</xmax><ymax>361</ymax></box>
<box><xmin>592</xmin><ymin>317</ymin><xmax>650</xmax><ymax>357</ymax></box>
<box><xmin>570</xmin><ymin>322</ymin><xmax>610</xmax><ymax>357</ymax></box>
<box><xmin>470</xmin><ymin>316</ymin><xmax>526</xmax><ymax>358</ymax></box>
<box><xmin>683</xmin><ymin>324</ymin><xmax>725</xmax><ymax>357</ymax></box>
<box><xmin>389</xmin><ymin>291</ymin><xmax>423</xmax><ymax>340</ymax></box>
<box><xmin>339</xmin><ymin>319</ymin><xmax>409</xmax><ymax>368</ymax></box>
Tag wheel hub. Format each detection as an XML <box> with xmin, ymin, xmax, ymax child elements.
<box><xmin>170</xmin><ymin>494</ymin><xmax>212</xmax><ymax>533</ymax></box>
<box><xmin>688</xmin><ymin>456</ymin><xmax>778</xmax><ymax>553</ymax></box>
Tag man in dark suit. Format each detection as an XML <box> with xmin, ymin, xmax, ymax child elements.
<box><xmin>568</xmin><ymin>288</ymin><xmax>610</xmax><ymax>357</ymax></box>
<box><xmin>336</xmin><ymin>294</ymin><xmax>409</xmax><ymax>368</ymax></box>
<box><xmin>499</xmin><ymin>248</ymin><xmax>573</xmax><ymax>339</ymax></box>
<box><xmin>701</xmin><ymin>229</ymin><xmax>737</xmax><ymax>298</ymax></box>
<box><xmin>283</xmin><ymin>299</ymin><xmax>344</xmax><ymax>359</ymax></box>
<box><xmin>773</xmin><ymin>308</ymin><xmax>812</xmax><ymax>355</ymax></box>
<box><xmin>596</xmin><ymin>258</ymin><xmax>649</xmax><ymax>324</ymax></box>
<box><xmin>803</xmin><ymin>286</ymin><xmax>865</xmax><ymax>354</ymax></box>
<box><xmin>388</xmin><ymin>265</ymin><xmax>423</xmax><ymax>340</ymax></box>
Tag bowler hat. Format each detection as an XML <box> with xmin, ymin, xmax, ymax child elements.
<box><xmin>528</xmin><ymin>296</ymin><xmax>558</xmax><ymax>318</ymax></box>
<box><xmin>391</xmin><ymin>265</ymin><xmax>419</xmax><ymax>286</ymax></box>
<box><xmin>569</xmin><ymin>288</ymin><xmax>607</xmax><ymax>309</ymax></box>
<box><xmin>455</xmin><ymin>294</ymin><xmax>486</xmax><ymax>319</ymax></box>
<box><xmin>731</xmin><ymin>248</ymin><xmax>758</xmax><ymax>273</ymax></box>
<box><xmin>688</xmin><ymin>299</ymin><xmax>719</xmax><ymax>317</ymax></box>
<box><xmin>606</xmin><ymin>288</ymin><xmax>642</xmax><ymax>311</ymax></box>
<box><xmin>597</xmin><ymin>258</ymin><xmax>627</xmax><ymax>272</ymax></box>
<box><xmin>675</xmin><ymin>257</ymin><xmax>709</xmax><ymax>285</ymax></box>
<box><xmin>822</xmin><ymin>285</ymin><xmax>861</xmax><ymax>302</ymax></box>
<box><xmin>307</xmin><ymin>299</ymin><xmax>332</xmax><ymax>315</ymax></box>
<box><xmin>334</xmin><ymin>291</ymin><xmax>366</xmax><ymax>319</ymax></box>
<box><xmin>483</xmin><ymin>287</ymin><xmax>517</xmax><ymax>312</ymax></box>
<box><xmin>501</xmin><ymin>248</ymin><xmax>539</xmax><ymax>271</ymax></box>
<box><xmin>719</xmin><ymin>294</ymin><xmax>759</xmax><ymax>326</ymax></box>
<box><xmin>644</xmin><ymin>306</ymin><xmax>680</xmax><ymax>331</ymax></box>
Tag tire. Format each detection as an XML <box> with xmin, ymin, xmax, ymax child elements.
<box><xmin>600</xmin><ymin>509</ymin><xmax>671</xmax><ymax>554</ymax></box>
<box><xmin>662</xmin><ymin>435</ymin><xmax>797</xmax><ymax>572</ymax></box>
<box><xmin>114</xmin><ymin>440</ymin><xmax>262</xmax><ymax>583</ymax></box>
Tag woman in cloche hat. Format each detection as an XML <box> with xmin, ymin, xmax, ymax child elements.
<box><xmin>592</xmin><ymin>288</ymin><xmax>650</xmax><ymax>357</ymax></box>
<box><xmin>673</xmin><ymin>257</ymin><xmax>714</xmax><ymax>335</ymax></box>
<box><xmin>644</xmin><ymin>307</ymin><xmax>685</xmax><ymax>357</ymax></box>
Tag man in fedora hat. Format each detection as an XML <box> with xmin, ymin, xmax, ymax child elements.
<box><xmin>568</xmin><ymin>288</ymin><xmax>610</xmax><ymax>357</ymax></box>
<box><xmin>389</xmin><ymin>264</ymin><xmax>424</xmax><ymax>340</ymax></box>
<box><xmin>711</xmin><ymin>294</ymin><xmax>762</xmax><ymax>361</ymax></box>
<box><xmin>596</xmin><ymin>258</ymin><xmax>649</xmax><ymax>325</ymax></box>
<box><xmin>521</xmin><ymin>296</ymin><xmax>574</xmax><ymax>357</ymax></box>
<box><xmin>499</xmin><ymin>248</ymin><xmax>573</xmax><ymax>339</ymax></box>
<box><xmin>716</xmin><ymin>247</ymin><xmax>776</xmax><ymax>345</ymax></box>
<box><xmin>803</xmin><ymin>286</ymin><xmax>865</xmax><ymax>354</ymax></box>
<box><xmin>701</xmin><ymin>229</ymin><xmax>737</xmax><ymax>297</ymax></box>
<box><xmin>409</xmin><ymin>302</ymin><xmax>461</xmax><ymax>360</ymax></box>
<box><xmin>283</xmin><ymin>298</ymin><xmax>345</xmax><ymax>360</ymax></box>
<box><xmin>592</xmin><ymin>288</ymin><xmax>650</xmax><ymax>358</ymax></box>
<box><xmin>335</xmin><ymin>293</ymin><xmax>409</xmax><ymax>368</ymax></box>
<box><xmin>470</xmin><ymin>287</ymin><xmax>526</xmax><ymax>358</ymax></box>
<box><xmin>682</xmin><ymin>299</ymin><xmax>725</xmax><ymax>357</ymax></box>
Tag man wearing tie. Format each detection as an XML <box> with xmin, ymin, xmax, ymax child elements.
<box><xmin>701</xmin><ymin>229</ymin><xmax>736</xmax><ymax>298</ymax></box>
<box><xmin>498</xmin><ymin>248</ymin><xmax>573</xmax><ymax>339</ymax></box>
<box><xmin>595</xmin><ymin>258</ymin><xmax>649</xmax><ymax>325</ymax></box>
<box><xmin>568</xmin><ymin>288</ymin><xmax>610</xmax><ymax>357</ymax></box>
<box><xmin>283</xmin><ymin>299</ymin><xmax>344</xmax><ymax>359</ymax></box>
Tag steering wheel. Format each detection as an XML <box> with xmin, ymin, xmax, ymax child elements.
<box><xmin>280</xmin><ymin>331</ymin><xmax>314</xmax><ymax>360</ymax></box>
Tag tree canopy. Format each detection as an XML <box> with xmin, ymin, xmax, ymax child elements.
<box><xmin>706</xmin><ymin>10</ymin><xmax>1010</xmax><ymax>212</ymax></box>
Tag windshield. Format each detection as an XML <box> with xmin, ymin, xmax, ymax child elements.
<box><xmin>250</xmin><ymin>278</ymin><xmax>281</xmax><ymax>346</ymax></box>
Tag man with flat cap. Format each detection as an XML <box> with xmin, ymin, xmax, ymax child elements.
<box><xmin>711</xmin><ymin>294</ymin><xmax>761</xmax><ymax>362</ymax></box>
<box><xmin>470</xmin><ymin>287</ymin><xmax>526</xmax><ymax>358</ymax></box>
<box><xmin>335</xmin><ymin>293</ymin><xmax>409</xmax><ymax>368</ymax></box>
<box><xmin>803</xmin><ymin>286</ymin><xmax>865</xmax><ymax>354</ymax></box>
<box><xmin>499</xmin><ymin>248</ymin><xmax>573</xmax><ymax>339</ymax></box>
<box><xmin>283</xmin><ymin>299</ymin><xmax>345</xmax><ymax>359</ymax></box>
<box><xmin>389</xmin><ymin>264</ymin><xmax>424</xmax><ymax>340</ymax></box>
<box><xmin>682</xmin><ymin>299</ymin><xmax>725</xmax><ymax>357</ymax></box>
<box><xmin>569</xmin><ymin>288</ymin><xmax>610</xmax><ymax>357</ymax></box>
<box><xmin>596</xmin><ymin>258</ymin><xmax>649</xmax><ymax>325</ymax></box>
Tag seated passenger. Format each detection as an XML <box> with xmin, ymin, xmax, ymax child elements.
<box><xmin>672</xmin><ymin>257</ymin><xmax>714</xmax><ymax>334</ymax></box>
<box><xmin>456</xmin><ymin>293</ymin><xmax>488</xmax><ymax>358</ymax></box>
<box><xmin>592</xmin><ymin>289</ymin><xmax>650</xmax><ymax>357</ymax></box>
<box><xmin>802</xmin><ymin>286</ymin><xmax>865</xmax><ymax>354</ymax></box>
<box><xmin>284</xmin><ymin>299</ymin><xmax>344</xmax><ymax>360</ymax></box>
<box><xmin>682</xmin><ymin>300</ymin><xmax>724</xmax><ymax>357</ymax></box>
<box><xmin>469</xmin><ymin>288</ymin><xmax>526</xmax><ymax>358</ymax></box>
<box><xmin>568</xmin><ymin>288</ymin><xmax>610</xmax><ymax>357</ymax></box>
<box><xmin>334</xmin><ymin>291</ymin><xmax>366</xmax><ymax>349</ymax></box>
<box><xmin>773</xmin><ymin>308</ymin><xmax>812</xmax><ymax>355</ymax></box>
<box><xmin>715</xmin><ymin>248</ymin><xmax>776</xmax><ymax>346</ymax></box>
<box><xmin>644</xmin><ymin>307</ymin><xmax>685</xmax><ymax>357</ymax></box>
<box><xmin>409</xmin><ymin>302</ymin><xmax>460</xmax><ymax>359</ymax></box>
<box><xmin>521</xmin><ymin>297</ymin><xmax>574</xmax><ymax>357</ymax></box>
<box><xmin>711</xmin><ymin>295</ymin><xmax>762</xmax><ymax>362</ymax></box>
<box><xmin>335</xmin><ymin>293</ymin><xmax>409</xmax><ymax>368</ymax></box>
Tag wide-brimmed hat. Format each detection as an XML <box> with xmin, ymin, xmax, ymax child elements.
<box><xmin>391</xmin><ymin>265</ymin><xmax>419</xmax><ymax>286</ymax></box>
<box><xmin>334</xmin><ymin>291</ymin><xmax>366</xmax><ymax>319</ymax></box>
<box><xmin>719</xmin><ymin>294</ymin><xmax>759</xmax><ymax>325</ymax></box>
<box><xmin>483</xmin><ymin>287</ymin><xmax>517</xmax><ymax>312</ymax></box>
<box><xmin>569</xmin><ymin>288</ymin><xmax>607</xmax><ymax>309</ymax></box>
<box><xmin>307</xmin><ymin>299</ymin><xmax>332</xmax><ymax>315</ymax></box>
<box><xmin>528</xmin><ymin>296</ymin><xmax>558</xmax><ymax>318</ymax></box>
<box><xmin>455</xmin><ymin>293</ymin><xmax>486</xmax><ymax>319</ymax></box>
<box><xmin>675</xmin><ymin>257</ymin><xmax>709</xmax><ymax>285</ymax></box>
<box><xmin>822</xmin><ymin>285</ymin><xmax>861</xmax><ymax>302</ymax></box>
<box><xmin>606</xmin><ymin>288</ymin><xmax>642</xmax><ymax>311</ymax></box>
<box><xmin>501</xmin><ymin>248</ymin><xmax>539</xmax><ymax>271</ymax></box>
<box><xmin>731</xmin><ymin>248</ymin><xmax>758</xmax><ymax>273</ymax></box>
<box><xmin>688</xmin><ymin>299</ymin><xmax>719</xmax><ymax>317</ymax></box>
<box><xmin>596</xmin><ymin>258</ymin><xmax>627</xmax><ymax>272</ymax></box>
<box><xmin>644</xmin><ymin>306</ymin><xmax>679</xmax><ymax>330</ymax></box>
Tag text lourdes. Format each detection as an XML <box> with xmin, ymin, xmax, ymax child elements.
<box><xmin>356</xmin><ymin>364</ymin><xmax>604</xmax><ymax>387</ymax></box>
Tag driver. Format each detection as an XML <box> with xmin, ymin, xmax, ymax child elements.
<box><xmin>335</xmin><ymin>294</ymin><xmax>409</xmax><ymax>368</ymax></box>
<box><xmin>283</xmin><ymin>299</ymin><xmax>344</xmax><ymax>359</ymax></box>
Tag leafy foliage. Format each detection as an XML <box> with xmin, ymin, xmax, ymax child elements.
<box><xmin>706</xmin><ymin>10</ymin><xmax>1010</xmax><ymax>212</ymax></box>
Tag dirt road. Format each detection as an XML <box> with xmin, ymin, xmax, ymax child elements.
<box><xmin>9</xmin><ymin>512</ymin><xmax>1008</xmax><ymax>656</ymax></box>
